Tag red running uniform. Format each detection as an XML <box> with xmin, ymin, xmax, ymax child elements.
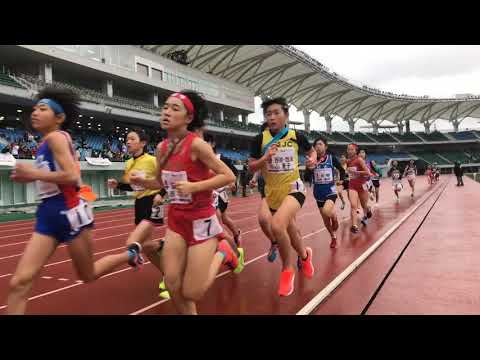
<box><xmin>347</xmin><ymin>156</ymin><xmax>368</xmax><ymax>193</ymax></box>
<box><xmin>161</xmin><ymin>132</ymin><xmax>224</xmax><ymax>246</ymax></box>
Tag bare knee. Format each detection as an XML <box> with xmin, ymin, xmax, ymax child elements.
<box><xmin>182</xmin><ymin>284</ymin><xmax>206</xmax><ymax>302</ymax></box>
<box><xmin>271</xmin><ymin>222</ymin><xmax>287</xmax><ymax>240</ymax></box>
<box><xmin>9</xmin><ymin>273</ymin><xmax>33</xmax><ymax>295</ymax></box>
<box><xmin>165</xmin><ymin>274</ymin><xmax>183</xmax><ymax>295</ymax></box>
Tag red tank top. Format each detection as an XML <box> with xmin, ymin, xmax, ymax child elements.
<box><xmin>161</xmin><ymin>132</ymin><xmax>212</xmax><ymax>210</ymax></box>
<box><xmin>347</xmin><ymin>156</ymin><xmax>367</xmax><ymax>187</ymax></box>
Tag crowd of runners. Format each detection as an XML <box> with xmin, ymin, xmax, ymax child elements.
<box><xmin>5</xmin><ymin>86</ymin><xmax>442</xmax><ymax>314</ymax></box>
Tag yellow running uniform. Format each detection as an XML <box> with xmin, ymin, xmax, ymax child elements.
<box><xmin>250</xmin><ymin>129</ymin><xmax>312</xmax><ymax>211</ymax></box>
<box><xmin>123</xmin><ymin>153</ymin><xmax>160</xmax><ymax>199</ymax></box>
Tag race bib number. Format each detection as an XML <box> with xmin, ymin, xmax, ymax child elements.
<box><xmin>130</xmin><ymin>170</ymin><xmax>146</xmax><ymax>191</ymax></box>
<box><xmin>362</xmin><ymin>182</ymin><xmax>369</xmax><ymax>191</ymax></box>
<box><xmin>392</xmin><ymin>172</ymin><xmax>400</xmax><ymax>180</ymax></box>
<box><xmin>314</xmin><ymin>167</ymin><xmax>333</xmax><ymax>184</ymax></box>
<box><xmin>161</xmin><ymin>170</ymin><xmax>193</xmax><ymax>204</ymax></box>
<box><xmin>193</xmin><ymin>214</ymin><xmax>223</xmax><ymax>241</ymax></box>
<box><xmin>63</xmin><ymin>201</ymin><xmax>94</xmax><ymax>231</ymax></box>
<box><xmin>267</xmin><ymin>147</ymin><xmax>295</xmax><ymax>173</ymax></box>
<box><xmin>290</xmin><ymin>179</ymin><xmax>306</xmax><ymax>193</ymax></box>
<box><xmin>150</xmin><ymin>204</ymin><xmax>164</xmax><ymax>220</ymax></box>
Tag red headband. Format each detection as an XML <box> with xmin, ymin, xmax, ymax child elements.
<box><xmin>171</xmin><ymin>92</ymin><xmax>194</xmax><ymax>115</ymax></box>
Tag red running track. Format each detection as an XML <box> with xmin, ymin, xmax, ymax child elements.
<box><xmin>0</xmin><ymin>176</ymin><xmax>446</xmax><ymax>314</ymax></box>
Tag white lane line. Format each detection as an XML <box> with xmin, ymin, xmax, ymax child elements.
<box><xmin>58</xmin><ymin>278</ymin><xmax>69</xmax><ymax>281</ymax></box>
<box><xmin>0</xmin><ymin>273</ymin><xmax>12</xmax><ymax>279</ymax></box>
<box><xmin>296</xmin><ymin>182</ymin><xmax>442</xmax><ymax>315</ymax></box>
<box><xmin>129</xmin><ymin>217</ymin><xmax>350</xmax><ymax>315</ymax></box>
<box><xmin>41</xmin><ymin>276</ymin><xmax>52</xmax><ymax>280</ymax></box>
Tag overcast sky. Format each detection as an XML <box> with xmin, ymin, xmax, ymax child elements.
<box><xmin>248</xmin><ymin>45</ymin><xmax>480</xmax><ymax>132</ymax></box>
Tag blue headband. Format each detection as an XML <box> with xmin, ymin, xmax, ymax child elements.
<box><xmin>37</xmin><ymin>98</ymin><xmax>65</xmax><ymax>115</ymax></box>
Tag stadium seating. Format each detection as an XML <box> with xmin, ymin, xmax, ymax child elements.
<box><xmin>410</xmin><ymin>151</ymin><xmax>450</xmax><ymax>165</ymax></box>
<box><xmin>329</xmin><ymin>132</ymin><xmax>353</xmax><ymax>142</ymax></box>
<box><xmin>368</xmin><ymin>133</ymin><xmax>398</xmax><ymax>143</ymax></box>
<box><xmin>349</xmin><ymin>132</ymin><xmax>374</xmax><ymax>143</ymax></box>
<box><xmin>437</xmin><ymin>151</ymin><xmax>470</xmax><ymax>163</ymax></box>
<box><xmin>394</xmin><ymin>132</ymin><xmax>424</xmax><ymax>142</ymax></box>
<box><xmin>450</xmin><ymin>131</ymin><xmax>478</xmax><ymax>141</ymax></box>
<box><xmin>0</xmin><ymin>72</ymin><xmax>25</xmax><ymax>89</ymax></box>
<box><xmin>417</xmin><ymin>131</ymin><xmax>449</xmax><ymax>142</ymax></box>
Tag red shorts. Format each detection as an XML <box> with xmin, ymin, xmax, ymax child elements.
<box><xmin>167</xmin><ymin>205</ymin><xmax>224</xmax><ymax>247</ymax></box>
<box><xmin>348</xmin><ymin>181</ymin><xmax>368</xmax><ymax>194</ymax></box>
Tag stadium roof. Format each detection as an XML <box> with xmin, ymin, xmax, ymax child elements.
<box><xmin>139</xmin><ymin>45</ymin><xmax>480</xmax><ymax>125</ymax></box>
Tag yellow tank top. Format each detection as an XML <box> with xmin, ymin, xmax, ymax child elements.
<box><xmin>260</xmin><ymin>129</ymin><xmax>300</xmax><ymax>189</ymax></box>
<box><xmin>123</xmin><ymin>153</ymin><xmax>160</xmax><ymax>199</ymax></box>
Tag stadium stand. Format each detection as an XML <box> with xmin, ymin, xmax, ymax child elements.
<box><xmin>410</xmin><ymin>151</ymin><xmax>450</xmax><ymax>165</ymax></box>
<box><xmin>394</xmin><ymin>132</ymin><xmax>425</xmax><ymax>142</ymax></box>
<box><xmin>450</xmin><ymin>131</ymin><xmax>478</xmax><ymax>141</ymax></box>
<box><xmin>0</xmin><ymin>72</ymin><xmax>25</xmax><ymax>89</ymax></box>
<box><xmin>417</xmin><ymin>131</ymin><xmax>450</xmax><ymax>142</ymax></box>
<box><xmin>368</xmin><ymin>133</ymin><xmax>398</xmax><ymax>143</ymax></box>
<box><xmin>349</xmin><ymin>132</ymin><xmax>374</xmax><ymax>143</ymax></box>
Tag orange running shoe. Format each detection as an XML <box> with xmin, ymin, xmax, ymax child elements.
<box><xmin>278</xmin><ymin>269</ymin><xmax>295</xmax><ymax>297</ymax></box>
<box><xmin>217</xmin><ymin>239</ymin><xmax>238</xmax><ymax>270</ymax></box>
<box><xmin>301</xmin><ymin>247</ymin><xmax>314</xmax><ymax>278</ymax></box>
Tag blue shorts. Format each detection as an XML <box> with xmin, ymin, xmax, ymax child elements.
<box><xmin>313</xmin><ymin>183</ymin><xmax>337</xmax><ymax>203</ymax></box>
<box><xmin>35</xmin><ymin>196</ymin><xmax>95</xmax><ymax>244</ymax></box>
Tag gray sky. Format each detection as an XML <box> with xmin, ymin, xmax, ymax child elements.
<box><xmin>248</xmin><ymin>45</ymin><xmax>480</xmax><ymax>132</ymax></box>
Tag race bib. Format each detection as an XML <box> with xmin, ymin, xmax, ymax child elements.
<box><xmin>267</xmin><ymin>147</ymin><xmax>295</xmax><ymax>173</ymax></box>
<box><xmin>290</xmin><ymin>179</ymin><xmax>306</xmax><ymax>193</ymax></box>
<box><xmin>314</xmin><ymin>167</ymin><xmax>334</xmax><ymax>184</ymax></box>
<box><xmin>150</xmin><ymin>204</ymin><xmax>164</xmax><ymax>220</ymax></box>
<box><xmin>362</xmin><ymin>182</ymin><xmax>369</xmax><ymax>191</ymax></box>
<box><xmin>161</xmin><ymin>170</ymin><xmax>193</xmax><ymax>204</ymax></box>
<box><xmin>193</xmin><ymin>214</ymin><xmax>223</xmax><ymax>241</ymax></box>
<box><xmin>63</xmin><ymin>200</ymin><xmax>94</xmax><ymax>231</ymax></box>
<box><xmin>212</xmin><ymin>191</ymin><xmax>219</xmax><ymax>208</ymax></box>
<box><xmin>347</xmin><ymin>167</ymin><xmax>358</xmax><ymax>179</ymax></box>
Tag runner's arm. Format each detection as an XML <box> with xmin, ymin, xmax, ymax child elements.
<box><xmin>189</xmin><ymin>138</ymin><xmax>236</xmax><ymax>192</ymax></box>
<box><xmin>248</xmin><ymin>134</ymin><xmax>270</xmax><ymax>172</ymax></box>
<box><xmin>33</xmin><ymin>132</ymin><xmax>79</xmax><ymax>184</ymax></box>
<box><xmin>332</xmin><ymin>156</ymin><xmax>346</xmax><ymax>181</ymax></box>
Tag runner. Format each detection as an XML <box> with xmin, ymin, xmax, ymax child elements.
<box><xmin>7</xmin><ymin>86</ymin><xmax>145</xmax><ymax>314</ymax></box>
<box><xmin>359</xmin><ymin>149</ymin><xmax>375</xmax><ymax>202</ymax></box>
<box><xmin>388</xmin><ymin>160</ymin><xmax>403</xmax><ymax>203</ymax></box>
<box><xmin>369</xmin><ymin>159</ymin><xmax>382</xmax><ymax>203</ymax></box>
<box><xmin>433</xmin><ymin>163</ymin><xmax>441</xmax><ymax>183</ymax></box>
<box><xmin>203</xmin><ymin>133</ymin><xmax>242</xmax><ymax>247</ymax></box>
<box><xmin>249</xmin><ymin>97</ymin><xmax>316</xmax><ymax>296</ymax></box>
<box><xmin>130</xmin><ymin>90</ymin><xmax>240</xmax><ymax>315</ymax></box>
<box><xmin>106</xmin><ymin>127</ymin><xmax>170</xmax><ymax>299</ymax></box>
<box><xmin>306</xmin><ymin>136</ymin><xmax>345</xmax><ymax>248</ymax></box>
<box><xmin>426</xmin><ymin>164</ymin><xmax>434</xmax><ymax>185</ymax></box>
<box><xmin>338</xmin><ymin>154</ymin><xmax>349</xmax><ymax>209</ymax></box>
<box><xmin>346</xmin><ymin>143</ymin><xmax>372</xmax><ymax>234</ymax></box>
<box><xmin>403</xmin><ymin>159</ymin><xmax>417</xmax><ymax>198</ymax></box>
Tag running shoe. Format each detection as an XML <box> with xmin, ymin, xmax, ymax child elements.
<box><xmin>278</xmin><ymin>269</ymin><xmax>295</xmax><ymax>297</ymax></box>
<box><xmin>217</xmin><ymin>239</ymin><xmax>239</xmax><ymax>270</ymax></box>
<box><xmin>158</xmin><ymin>280</ymin><xmax>171</xmax><ymax>300</ymax></box>
<box><xmin>233</xmin><ymin>247</ymin><xmax>245</xmax><ymax>274</ymax></box>
<box><xmin>331</xmin><ymin>216</ymin><xmax>339</xmax><ymax>231</ymax></box>
<box><xmin>234</xmin><ymin>230</ymin><xmax>241</xmax><ymax>247</ymax></box>
<box><xmin>361</xmin><ymin>216</ymin><xmax>368</xmax><ymax>226</ymax></box>
<box><xmin>300</xmin><ymin>247</ymin><xmax>314</xmax><ymax>278</ymax></box>
<box><xmin>127</xmin><ymin>242</ymin><xmax>144</xmax><ymax>270</ymax></box>
<box><xmin>351</xmin><ymin>225</ymin><xmax>360</xmax><ymax>234</ymax></box>
<box><xmin>268</xmin><ymin>242</ymin><xmax>279</xmax><ymax>263</ymax></box>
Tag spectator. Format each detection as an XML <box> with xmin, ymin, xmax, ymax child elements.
<box><xmin>454</xmin><ymin>161</ymin><xmax>464</xmax><ymax>186</ymax></box>
<box><xmin>11</xmin><ymin>143</ymin><xmax>19</xmax><ymax>159</ymax></box>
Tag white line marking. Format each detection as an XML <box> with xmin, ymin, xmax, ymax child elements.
<box><xmin>41</xmin><ymin>276</ymin><xmax>52</xmax><ymax>280</ymax></box>
<box><xmin>0</xmin><ymin>273</ymin><xmax>12</xmax><ymax>279</ymax></box>
<box><xmin>296</xmin><ymin>183</ymin><xmax>442</xmax><ymax>315</ymax></box>
<box><xmin>58</xmin><ymin>278</ymin><xmax>69</xmax><ymax>281</ymax></box>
